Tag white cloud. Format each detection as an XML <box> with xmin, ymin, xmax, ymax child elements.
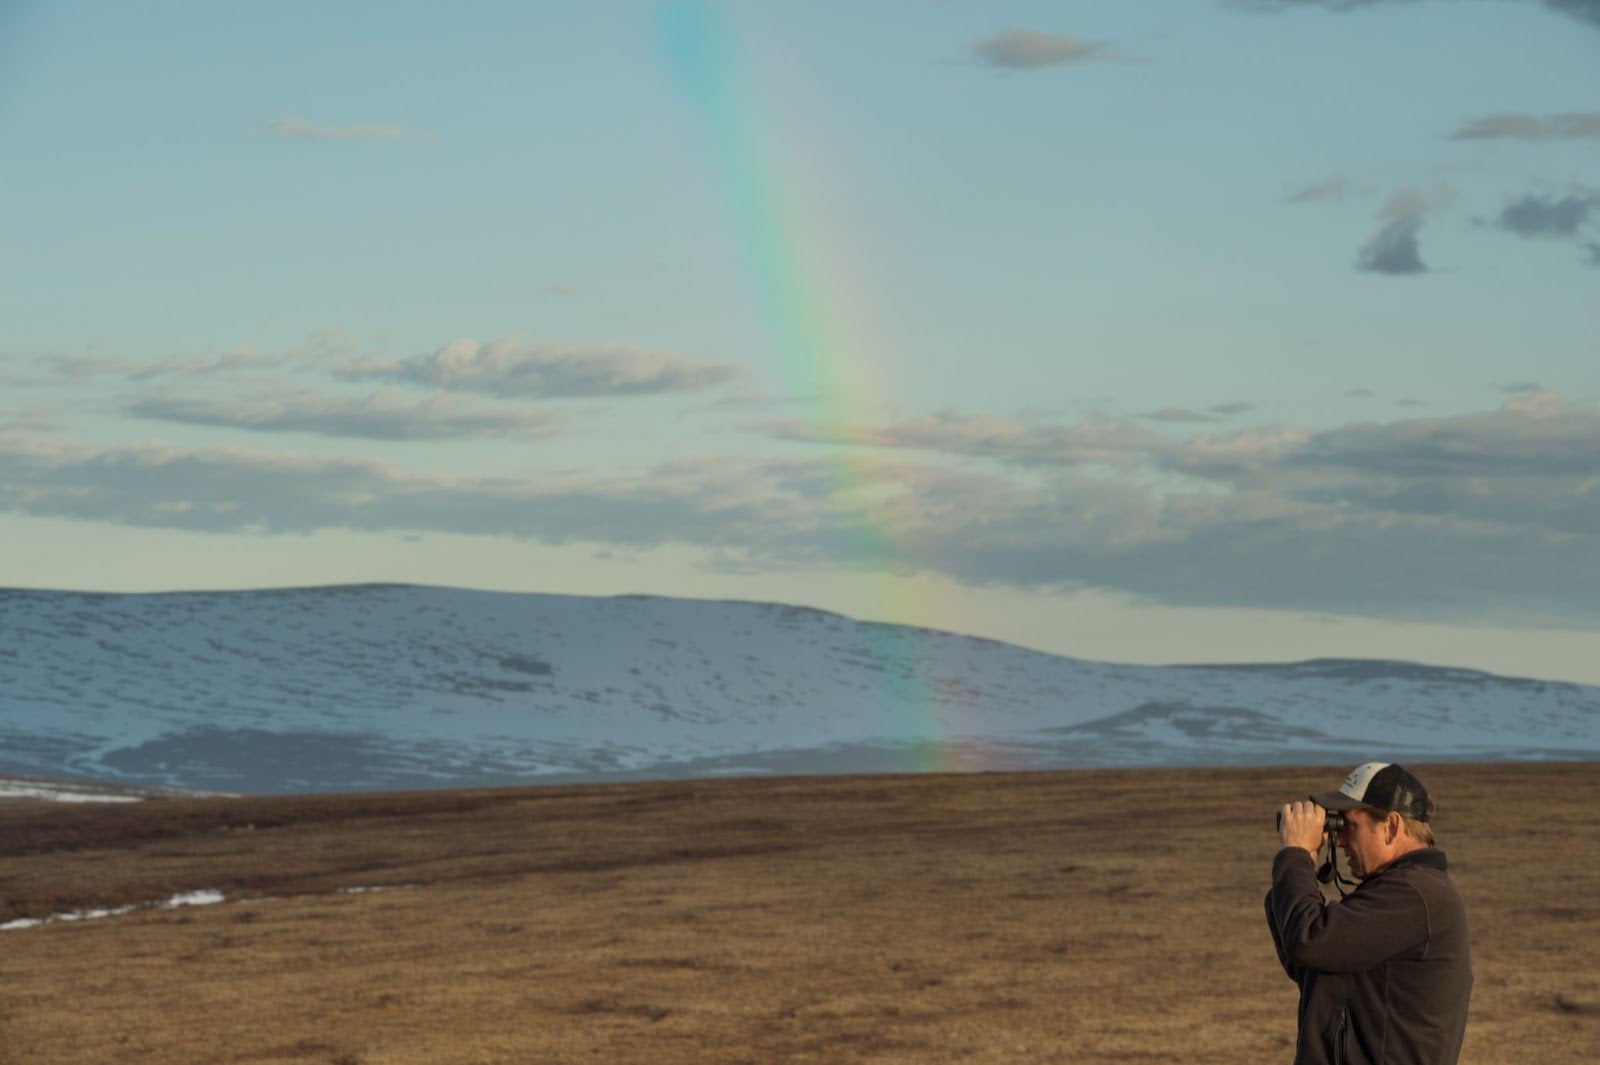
<box><xmin>1450</xmin><ymin>112</ymin><xmax>1600</xmax><ymax>139</ymax></box>
<box><xmin>970</xmin><ymin>29</ymin><xmax>1141</xmax><ymax>69</ymax></box>
<box><xmin>40</xmin><ymin>346</ymin><xmax>304</xmax><ymax>384</ymax></box>
<box><xmin>1164</xmin><ymin>393</ymin><xmax>1600</xmax><ymax>536</ymax></box>
<box><xmin>342</xmin><ymin>336</ymin><xmax>747</xmax><ymax>398</ymax></box>
<box><xmin>757</xmin><ymin>410</ymin><xmax>1164</xmax><ymax>467</ymax></box>
<box><xmin>1167</xmin><ymin>425</ymin><xmax>1317</xmax><ymax>481</ymax></box>
<box><xmin>1293</xmin><ymin>391</ymin><xmax>1600</xmax><ymax>479</ymax></box>
<box><xmin>126</xmin><ymin>389</ymin><xmax>566</xmax><ymax>442</ymax></box>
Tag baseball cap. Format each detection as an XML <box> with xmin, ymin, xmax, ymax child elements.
<box><xmin>1310</xmin><ymin>762</ymin><xmax>1433</xmax><ymax>821</ymax></box>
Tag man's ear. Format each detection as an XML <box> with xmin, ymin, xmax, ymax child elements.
<box><xmin>1383</xmin><ymin>811</ymin><xmax>1404</xmax><ymax>842</ymax></box>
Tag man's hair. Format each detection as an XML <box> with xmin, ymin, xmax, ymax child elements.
<box><xmin>1401</xmin><ymin>814</ymin><xmax>1435</xmax><ymax>847</ymax></box>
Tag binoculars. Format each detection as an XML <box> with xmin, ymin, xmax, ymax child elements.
<box><xmin>1277</xmin><ymin>809</ymin><xmax>1346</xmax><ymax>833</ymax></box>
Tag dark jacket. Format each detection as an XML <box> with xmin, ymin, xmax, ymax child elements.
<box><xmin>1265</xmin><ymin>847</ymin><xmax>1472</xmax><ymax>1065</ymax></box>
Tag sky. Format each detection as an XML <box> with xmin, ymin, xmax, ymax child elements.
<box><xmin>2</xmin><ymin>0</ymin><xmax>1598</xmax><ymax>684</ymax></box>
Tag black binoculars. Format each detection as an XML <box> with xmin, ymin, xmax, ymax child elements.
<box><xmin>1277</xmin><ymin>809</ymin><xmax>1346</xmax><ymax>833</ymax></box>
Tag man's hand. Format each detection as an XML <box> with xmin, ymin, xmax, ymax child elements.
<box><xmin>1278</xmin><ymin>800</ymin><xmax>1328</xmax><ymax>858</ymax></box>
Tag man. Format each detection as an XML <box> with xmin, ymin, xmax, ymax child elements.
<box><xmin>1265</xmin><ymin>762</ymin><xmax>1473</xmax><ymax>1065</ymax></box>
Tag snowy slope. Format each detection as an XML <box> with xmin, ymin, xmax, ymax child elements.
<box><xmin>1</xmin><ymin>584</ymin><xmax>1595</xmax><ymax>794</ymax></box>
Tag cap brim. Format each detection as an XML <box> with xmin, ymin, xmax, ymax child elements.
<box><xmin>1309</xmin><ymin>790</ymin><xmax>1366</xmax><ymax>811</ymax></box>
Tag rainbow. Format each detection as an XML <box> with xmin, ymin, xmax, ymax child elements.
<box><xmin>657</xmin><ymin>3</ymin><xmax>1001</xmax><ymax>772</ymax></box>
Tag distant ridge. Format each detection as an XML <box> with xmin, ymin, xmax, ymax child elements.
<box><xmin>1172</xmin><ymin>658</ymin><xmax>1566</xmax><ymax>688</ymax></box>
<box><xmin>2</xmin><ymin>584</ymin><xmax>1596</xmax><ymax>794</ymax></box>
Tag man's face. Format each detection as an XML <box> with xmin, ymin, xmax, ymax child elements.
<box><xmin>1336</xmin><ymin>809</ymin><xmax>1389</xmax><ymax>880</ymax></box>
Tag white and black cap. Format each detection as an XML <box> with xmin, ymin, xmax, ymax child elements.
<box><xmin>1310</xmin><ymin>762</ymin><xmax>1434</xmax><ymax>822</ymax></box>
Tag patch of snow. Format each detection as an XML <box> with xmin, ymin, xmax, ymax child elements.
<box><xmin>1</xmin><ymin>889</ymin><xmax>226</xmax><ymax>932</ymax></box>
<box><xmin>0</xmin><ymin>781</ymin><xmax>142</xmax><ymax>803</ymax></box>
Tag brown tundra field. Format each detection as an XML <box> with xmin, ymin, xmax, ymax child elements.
<box><xmin>1</xmin><ymin>762</ymin><xmax>1596</xmax><ymax>1064</ymax></box>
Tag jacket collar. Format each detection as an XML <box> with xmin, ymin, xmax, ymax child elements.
<box><xmin>1387</xmin><ymin>847</ymin><xmax>1448</xmax><ymax>874</ymax></box>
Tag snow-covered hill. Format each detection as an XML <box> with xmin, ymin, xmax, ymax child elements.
<box><xmin>1</xmin><ymin>585</ymin><xmax>1595</xmax><ymax>794</ymax></box>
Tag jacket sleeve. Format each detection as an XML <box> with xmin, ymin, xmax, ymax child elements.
<box><xmin>1264</xmin><ymin>848</ymin><xmax>1315</xmax><ymax>981</ymax></box>
<box><xmin>1265</xmin><ymin>848</ymin><xmax>1429</xmax><ymax>974</ymax></box>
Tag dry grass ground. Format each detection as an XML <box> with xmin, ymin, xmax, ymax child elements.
<box><xmin>0</xmin><ymin>762</ymin><xmax>1595</xmax><ymax>1064</ymax></box>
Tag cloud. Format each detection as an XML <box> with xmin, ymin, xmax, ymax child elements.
<box><xmin>262</xmin><ymin>117</ymin><xmax>433</xmax><ymax>143</ymax></box>
<box><xmin>7</xmin><ymin>393</ymin><xmax>1600</xmax><ymax>625</ymax></box>
<box><xmin>1357</xmin><ymin>216</ymin><xmax>1425</xmax><ymax>274</ymax></box>
<box><xmin>1383</xmin><ymin>184</ymin><xmax>1455</xmax><ymax>221</ymax></box>
<box><xmin>341</xmin><ymin>336</ymin><xmax>747</xmax><ymax>398</ymax></box>
<box><xmin>756</xmin><ymin>410</ymin><xmax>1165</xmax><ymax>467</ymax></box>
<box><xmin>125</xmin><ymin>390</ymin><xmax>566</xmax><ymax>442</ymax></box>
<box><xmin>1542</xmin><ymin>0</ymin><xmax>1600</xmax><ymax>27</ymax></box>
<box><xmin>1238</xmin><ymin>0</ymin><xmax>1600</xmax><ymax>30</ymax></box>
<box><xmin>1229</xmin><ymin>1</ymin><xmax>1394</xmax><ymax>9</ymax></box>
<box><xmin>1355</xmin><ymin>186</ymin><xmax>1450</xmax><ymax>275</ymax></box>
<box><xmin>1141</xmin><ymin>408</ymin><xmax>1220</xmax><ymax>423</ymax></box>
<box><xmin>970</xmin><ymin>29</ymin><xmax>1140</xmax><ymax>68</ymax></box>
<box><xmin>1352</xmin><ymin>389</ymin><xmax>1596</xmax><ymax>477</ymax></box>
<box><xmin>1285</xmin><ymin>176</ymin><xmax>1356</xmax><ymax>203</ymax></box>
<box><xmin>0</xmin><ymin>402</ymin><xmax>62</xmax><ymax>434</ymax></box>
<box><xmin>1169</xmin><ymin>392</ymin><xmax>1600</xmax><ymax>509</ymax></box>
<box><xmin>1488</xmin><ymin>192</ymin><xmax>1600</xmax><ymax>238</ymax></box>
<box><xmin>754</xmin><ymin>395</ymin><xmax>1600</xmax><ymax>617</ymax></box>
<box><xmin>1450</xmin><ymin>112</ymin><xmax>1600</xmax><ymax>140</ymax></box>
<box><xmin>0</xmin><ymin>437</ymin><xmax>809</xmax><ymax>551</ymax></box>
<box><xmin>754</xmin><ymin>393</ymin><xmax>1600</xmax><ymax>522</ymax></box>
<box><xmin>41</xmin><ymin>346</ymin><xmax>290</xmax><ymax>383</ymax></box>
<box><xmin>899</xmin><ymin>475</ymin><xmax>1599</xmax><ymax>623</ymax></box>
<box><xmin>1586</xmin><ymin>242</ymin><xmax>1600</xmax><ymax>267</ymax></box>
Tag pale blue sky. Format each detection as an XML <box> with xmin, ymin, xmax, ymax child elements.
<box><xmin>3</xmin><ymin>1</ymin><xmax>1598</xmax><ymax>682</ymax></box>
